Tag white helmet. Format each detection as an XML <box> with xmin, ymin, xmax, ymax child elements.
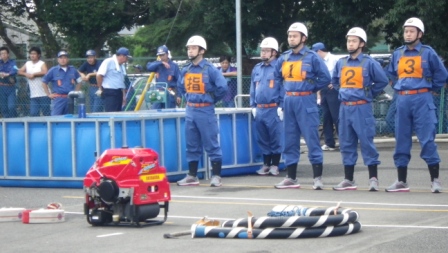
<box><xmin>260</xmin><ymin>37</ymin><xmax>278</xmax><ymax>51</ymax></box>
<box><xmin>186</xmin><ymin>35</ymin><xmax>207</xmax><ymax>50</ymax></box>
<box><xmin>287</xmin><ymin>22</ymin><xmax>308</xmax><ymax>37</ymax></box>
<box><xmin>346</xmin><ymin>27</ymin><xmax>367</xmax><ymax>43</ymax></box>
<box><xmin>403</xmin><ymin>17</ymin><xmax>424</xmax><ymax>33</ymax></box>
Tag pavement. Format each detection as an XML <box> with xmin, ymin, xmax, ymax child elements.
<box><xmin>2</xmin><ymin>142</ymin><xmax>448</xmax><ymax>253</ymax></box>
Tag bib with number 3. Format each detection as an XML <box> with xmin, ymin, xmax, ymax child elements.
<box><xmin>398</xmin><ymin>56</ymin><xmax>423</xmax><ymax>79</ymax></box>
<box><xmin>340</xmin><ymin>66</ymin><xmax>363</xmax><ymax>89</ymax></box>
<box><xmin>184</xmin><ymin>73</ymin><xmax>205</xmax><ymax>94</ymax></box>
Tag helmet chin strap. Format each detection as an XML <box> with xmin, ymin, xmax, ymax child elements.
<box><xmin>348</xmin><ymin>46</ymin><xmax>361</xmax><ymax>55</ymax></box>
<box><xmin>261</xmin><ymin>50</ymin><xmax>273</xmax><ymax>62</ymax></box>
<box><xmin>188</xmin><ymin>53</ymin><xmax>200</xmax><ymax>62</ymax></box>
<box><xmin>404</xmin><ymin>37</ymin><xmax>419</xmax><ymax>45</ymax></box>
<box><xmin>289</xmin><ymin>41</ymin><xmax>303</xmax><ymax>49</ymax></box>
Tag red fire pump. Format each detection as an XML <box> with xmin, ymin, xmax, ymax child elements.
<box><xmin>83</xmin><ymin>147</ymin><xmax>170</xmax><ymax>226</ymax></box>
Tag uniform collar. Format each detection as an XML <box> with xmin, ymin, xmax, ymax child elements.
<box><xmin>192</xmin><ymin>59</ymin><xmax>207</xmax><ymax>68</ymax></box>
<box><xmin>292</xmin><ymin>46</ymin><xmax>308</xmax><ymax>56</ymax></box>
<box><xmin>348</xmin><ymin>53</ymin><xmax>365</xmax><ymax>62</ymax></box>
<box><xmin>405</xmin><ymin>42</ymin><xmax>422</xmax><ymax>52</ymax></box>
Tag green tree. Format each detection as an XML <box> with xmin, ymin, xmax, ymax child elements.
<box><xmin>0</xmin><ymin>0</ymin><xmax>152</xmax><ymax>58</ymax></box>
<box><xmin>40</xmin><ymin>0</ymin><xmax>151</xmax><ymax>57</ymax></box>
<box><xmin>383</xmin><ymin>0</ymin><xmax>448</xmax><ymax>59</ymax></box>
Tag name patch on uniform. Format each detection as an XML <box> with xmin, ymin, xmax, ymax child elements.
<box><xmin>398</xmin><ymin>56</ymin><xmax>423</xmax><ymax>79</ymax></box>
<box><xmin>282</xmin><ymin>61</ymin><xmax>306</xmax><ymax>82</ymax></box>
<box><xmin>341</xmin><ymin>66</ymin><xmax>363</xmax><ymax>89</ymax></box>
<box><xmin>184</xmin><ymin>73</ymin><xmax>205</xmax><ymax>94</ymax></box>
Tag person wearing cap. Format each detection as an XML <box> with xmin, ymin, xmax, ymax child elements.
<box><xmin>273</xmin><ymin>22</ymin><xmax>331</xmax><ymax>190</ymax></box>
<box><xmin>386</xmin><ymin>18</ymin><xmax>448</xmax><ymax>193</ymax></box>
<box><xmin>332</xmin><ymin>27</ymin><xmax>388</xmax><ymax>192</ymax></box>
<box><xmin>42</xmin><ymin>50</ymin><xmax>82</xmax><ymax>116</ymax></box>
<box><xmin>311</xmin><ymin>42</ymin><xmax>339</xmax><ymax>151</ymax></box>
<box><xmin>78</xmin><ymin>50</ymin><xmax>103</xmax><ymax>112</ymax></box>
<box><xmin>18</xmin><ymin>47</ymin><xmax>50</xmax><ymax>116</ymax></box>
<box><xmin>146</xmin><ymin>45</ymin><xmax>180</xmax><ymax>109</ymax></box>
<box><xmin>0</xmin><ymin>46</ymin><xmax>18</xmax><ymax>118</ymax></box>
<box><xmin>250</xmin><ymin>37</ymin><xmax>284</xmax><ymax>176</ymax></box>
<box><xmin>96</xmin><ymin>47</ymin><xmax>131</xmax><ymax>112</ymax></box>
<box><xmin>176</xmin><ymin>35</ymin><xmax>228</xmax><ymax>187</ymax></box>
<box><xmin>218</xmin><ymin>55</ymin><xmax>238</xmax><ymax>107</ymax></box>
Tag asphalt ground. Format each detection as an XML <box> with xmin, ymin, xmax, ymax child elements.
<box><xmin>1</xmin><ymin>142</ymin><xmax>448</xmax><ymax>253</ymax></box>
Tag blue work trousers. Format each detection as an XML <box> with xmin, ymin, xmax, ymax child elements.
<box><xmin>254</xmin><ymin>107</ymin><xmax>283</xmax><ymax>155</ymax></box>
<box><xmin>0</xmin><ymin>86</ymin><xmax>17</xmax><ymax>118</ymax></box>
<box><xmin>338</xmin><ymin>103</ymin><xmax>380</xmax><ymax>166</ymax></box>
<box><xmin>394</xmin><ymin>92</ymin><xmax>440</xmax><ymax>167</ymax></box>
<box><xmin>283</xmin><ymin>94</ymin><xmax>322</xmax><ymax>166</ymax></box>
<box><xmin>185</xmin><ymin>105</ymin><xmax>222</xmax><ymax>162</ymax></box>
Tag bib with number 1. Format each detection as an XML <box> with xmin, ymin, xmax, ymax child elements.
<box><xmin>282</xmin><ymin>61</ymin><xmax>307</xmax><ymax>81</ymax></box>
<box><xmin>340</xmin><ymin>66</ymin><xmax>363</xmax><ymax>89</ymax></box>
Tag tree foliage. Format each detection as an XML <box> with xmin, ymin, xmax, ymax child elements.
<box><xmin>0</xmin><ymin>0</ymin><xmax>447</xmax><ymax>61</ymax></box>
<box><xmin>383</xmin><ymin>0</ymin><xmax>448</xmax><ymax>58</ymax></box>
<box><xmin>0</xmin><ymin>0</ymin><xmax>151</xmax><ymax>58</ymax></box>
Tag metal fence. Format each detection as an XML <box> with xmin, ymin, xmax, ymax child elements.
<box><xmin>5</xmin><ymin>58</ymin><xmax>448</xmax><ymax>136</ymax></box>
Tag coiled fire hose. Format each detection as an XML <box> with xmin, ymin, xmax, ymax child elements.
<box><xmin>191</xmin><ymin>205</ymin><xmax>362</xmax><ymax>239</ymax></box>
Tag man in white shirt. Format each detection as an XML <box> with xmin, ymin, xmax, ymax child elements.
<box><xmin>312</xmin><ymin>42</ymin><xmax>339</xmax><ymax>151</ymax></box>
<box><xmin>18</xmin><ymin>47</ymin><xmax>49</xmax><ymax>116</ymax></box>
<box><xmin>97</xmin><ymin>47</ymin><xmax>131</xmax><ymax>112</ymax></box>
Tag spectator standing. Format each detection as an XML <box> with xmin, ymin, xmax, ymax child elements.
<box><xmin>0</xmin><ymin>47</ymin><xmax>18</xmax><ymax>118</ymax></box>
<box><xmin>146</xmin><ymin>45</ymin><xmax>180</xmax><ymax>109</ymax></box>
<box><xmin>18</xmin><ymin>47</ymin><xmax>49</xmax><ymax>116</ymax></box>
<box><xmin>218</xmin><ymin>56</ymin><xmax>237</xmax><ymax>107</ymax></box>
<box><xmin>312</xmin><ymin>42</ymin><xmax>339</xmax><ymax>151</ymax></box>
<box><xmin>78</xmin><ymin>50</ymin><xmax>103</xmax><ymax>112</ymax></box>
<box><xmin>97</xmin><ymin>47</ymin><xmax>131</xmax><ymax>112</ymax></box>
<box><xmin>42</xmin><ymin>50</ymin><xmax>82</xmax><ymax>116</ymax></box>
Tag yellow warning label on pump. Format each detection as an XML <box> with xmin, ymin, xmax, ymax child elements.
<box><xmin>140</xmin><ymin>174</ymin><xmax>165</xmax><ymax>183</ymax></box>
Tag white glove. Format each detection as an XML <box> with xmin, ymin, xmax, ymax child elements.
<box><xmin>95</xmin><ymin>89</ymin><xmax>102</xmax><ymax>97</ymax></box>
<box><xmin>317</xmin><ymin>98</ymin><xmax>321</xmax><ymax>105</ymax></box>
<box><xmin>277</xmin><ymin>107</ymin><xmax>283</xmax><ymax>121</ymax></box>
<box><xmin>252</xmin><ymin>108</ymin><xmax>256</xmax><ymax>118</ymax></box>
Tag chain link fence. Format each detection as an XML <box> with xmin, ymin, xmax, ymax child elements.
<box><xmin>5</xmin><ymin>58</ymin><xmax>448</xmax><ymax>137</ymax></box>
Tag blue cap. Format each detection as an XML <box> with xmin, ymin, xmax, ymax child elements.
<box><xmin>57</xmin><ymin>50</ymin><xmax>69</xmax><ymax>58</ymax></box>
<box><xmin>156</xmin><ymin>45</ymin><xmax>169</xmax><ymax>56</ymax></box>
<box><xmin>311</xmin><ymin>42</ymin><xmax>326</xmax><ymax>52</ymax></box>
<box><xmin>86</xmin><ymin>50</ymin><xmax>96</xmax><ymax>56</ymax></box>
<box><xmin>116</xmin><ymin>47</ymin><xmax>132</xmax><ymax>57</ymax></box>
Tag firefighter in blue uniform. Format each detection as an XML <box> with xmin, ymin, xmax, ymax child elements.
<box><xmin>42</xmin><ymin>50</ymin><xmax>82</xmax><ymax>116</ymax></box>
<box><xmin>386</xmin><ymin>18</ymin><xmax>448</xmax><ymax>193</ymax></box>
<box><xmin>146</xmin><ymin>45</ymin><xmax>180</xmax><ymax>109</ymax></box>
<box><xmin>176</xmin><ymin>35</ymin><xmax>228</xmax><ymax>187</ymax></box>
<box><xmin>273</xmin><ymin>22</ymin><xmax>331</xmax><ymax>189</ymax></box>
<box><xmin>250</xmin><ymin>37</ymin><xmax>284</xmax><ymax>176</ymax></box>
<box><xmin>332</xmin><ymin>27</ymin><xmax>389</xmax><ymax>191</ymax></box>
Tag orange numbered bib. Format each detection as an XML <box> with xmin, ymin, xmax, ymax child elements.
<box><xmin>282</xmin><ymin>61</ymin><xmax>306</xmax><ymax>82</ymax></box>
<box><xmin>340</xmin><ymin>66</ymin><xmax>363</xmax><ymax>89</ymax></box>
<box><xmin>184</xmin><ymin>73</ymin><xmax>205</xmax><ymax>94</ymax></box>
<box><xmin>398</xmin><ymin>56</ymin><xmax>423</xmax><ymax>79</ymax></box>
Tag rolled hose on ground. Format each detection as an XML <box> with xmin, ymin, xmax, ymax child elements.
<box><xmin>222</xmin><ymin>211</ymin><xmax>359</xmax><ymax>229</ymax></box>
<box><xmin>192</xmin><ymin>221</ymin><xmax>362</xmax><ymax>239</ymax></box>
<box><xmin>191</xmin><ymin>205</ymin><xmax>362</xmax><ymax>239</ymax></box>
